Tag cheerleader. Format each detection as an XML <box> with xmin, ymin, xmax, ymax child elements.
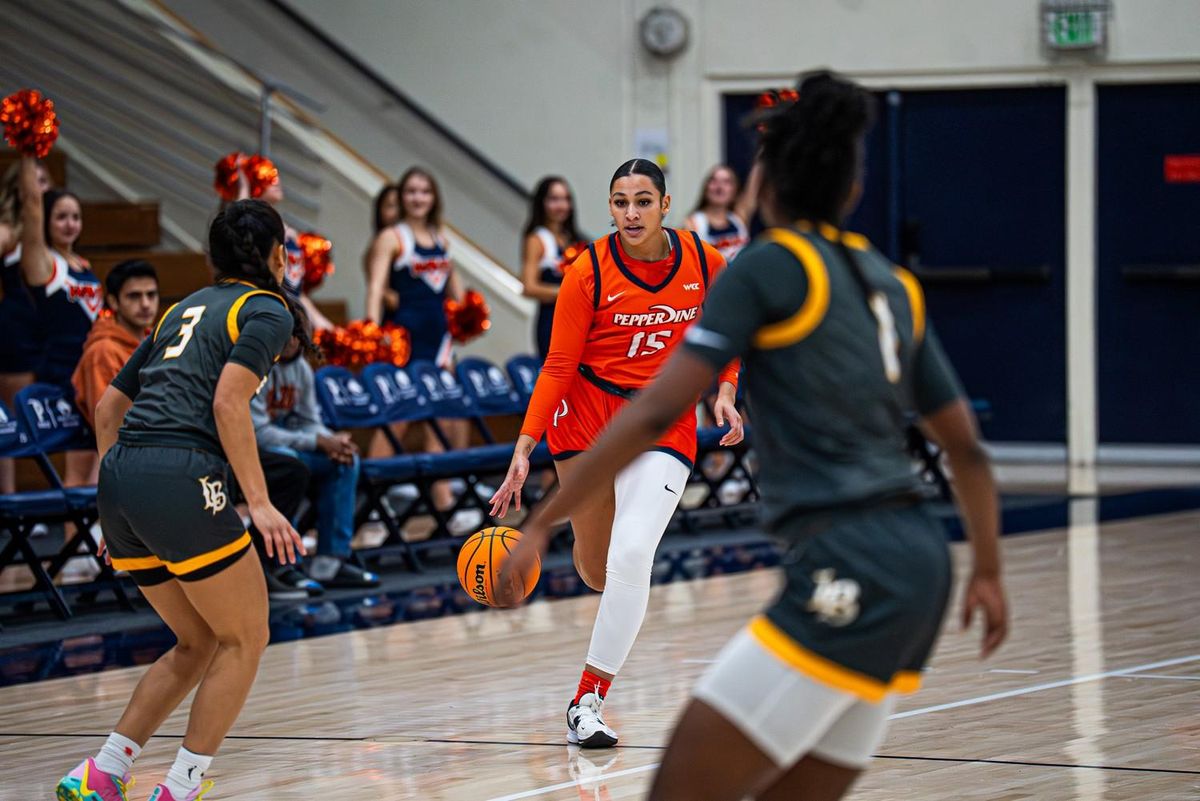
<box><xmin>362</xmin><ymin>182</ymin><xmax>401</xmax><ymax>281</ymax></box>
<box><xmin>521</xmin><ymin>176</ymin><xmax>585</xmax><ymax>360</ymax></box>
<box><xmin>14</xmin><ymin>156</ymin><xmax>101</xmax><ymax>487</ymax></box>
<box><xmin>365</xmin><ymin>167</ymin><xmax>478</xmax><ymax>532</ymax></box>
<box><xmin>234</xmin><ymin>160</ymin><xmax>334</xmax><ymax>331</ymax></box>
<box><xmin>684</xmin><ymin>163</ymin><xmax>761</xmax><ymax>263</ymax></box>
<box><xmin>0</xmin><ymin>157</ymin><xmax>52</xmax><ymax>493</ymax></box>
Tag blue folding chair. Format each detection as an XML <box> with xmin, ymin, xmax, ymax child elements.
<box><xmin>2</xmin><ymin>386</ymin><xmax>131</xmax><ymax>617</ymax></box>
<box><xmin>457</xmin><ymin>357</ymin><xmax>526</xmax><ymax>421</ymax></box>
<box><xmin>505</xmin><ymin>354</ymin><xmax>541</xmax><ymax>405</ymax></box>
<box><xmin>314</xmin><ymin>365</ymin><xmax>426</xmax><ymax>569</ymax></box>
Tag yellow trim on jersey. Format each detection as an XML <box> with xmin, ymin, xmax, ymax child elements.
<box><xmin>893</xmin><ymin>267</ymin><xmax>926</xmax><ymax>343</ymax></box>
<box><xmin>752</xmin><ymin>229</ymin><xmax>831</xmax><ymax>349</ymax></box>
<box><xmin>748</xmin><ymin>615</ymin><xmax>922</xmax><ymax>703</ymax></box>
<box><xmin>226</xmin><ymin>289</ymin><xmax>286</xmax><ymax>344</ymax></box>
<box><xmin>798</xmin><ymin>221</ymin><xmax>872</xmax><ymax>252</ymax></box>
<box><xmin>841</xmin><ymin>231</ymin><xmax>870</xmax><ymax>251</ymax></box>
<box><xmin>153</xmin><ymin>302</ymin><xmax>180</xmax><ymax>341</ymax></box>
<box><xmin>110</xmin><ymin>532</ymin><xmax>252</xmax><ymax>576</ymax></box>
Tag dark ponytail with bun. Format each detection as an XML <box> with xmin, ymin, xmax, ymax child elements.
<box><xmin>208</xmin><ymin>199</ymin><xmax>315</xmax><ymax>355</ymax></box>
<box><xmin>756</xmin><ymin>70</ymin><xmax>875</xmax><ymax>225</ymax></box>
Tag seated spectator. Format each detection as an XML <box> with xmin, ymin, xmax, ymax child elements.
<box><xmin>251</xmin><ymin>337</ymin><xmax>379</xmax><ymax>588</ymax></box>
<box><xmin>244</xmin><ymin>449</ymin><xmax>324</xmax><ymax>600</ymax></box>
<box><xmin>71</xmin><ymin>259</ymin><xmax>159</xmax><ymax>428</ymax></box>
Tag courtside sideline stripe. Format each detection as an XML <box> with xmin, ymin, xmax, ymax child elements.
<box><xmin>890</xmin><ymin>653</ymin><xmax>1200</xmax><ymax>719</ymax></box>
<box><xmin>485</xmin><ymin>652</ymin><xmax>1200</xmax><ymax>801</ymax></box>
<box><xmin>485</xmin><ymin>764</ymin><xmax>661</xmax><ymax>801</ymax></box>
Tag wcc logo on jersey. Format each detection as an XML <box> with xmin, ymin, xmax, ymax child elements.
<box><xmin>612</xmin><ymin>303</ymin><xmax>699</xmax><ymax>328</ymax></box>
<box><xmin>806</xmin><ymin>568</ymin><xmax>861</xmax><ymax>627</ymax></box>
<box><xmin>198</xmin><ymin>475</ymin><xmax>228</xmax><ymax>515</ymax></box>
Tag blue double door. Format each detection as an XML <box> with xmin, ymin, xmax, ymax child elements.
<box><xmin>1097</xmin><ymin>83</ymin><xmax>1200</xmax><ymax>445</ymax></box>
<box><xmin>726</xmin><ymin>86</ymin><xmax>1067</xmax><ymax>442</ymax></box>
<box><xmin>726</xmin><ymin>83</ymin><xmax>1200</xmax><ymax>445</ymax></box>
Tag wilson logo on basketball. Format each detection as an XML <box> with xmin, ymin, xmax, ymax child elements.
<box><xmin>472</xmin><ymin>563</ymin><xmax>489</xmax><ymax>604</ymax></box>
<box><xmin>612</xmin><ymin>304</ymin><xmax>699</xmax><ymax>328</ymax></box>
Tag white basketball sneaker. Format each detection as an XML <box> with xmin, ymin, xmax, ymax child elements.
<box><xmin>567</xmin><ymin>692</ymin><xmax>618</xmax><ymax>748</ymax></box>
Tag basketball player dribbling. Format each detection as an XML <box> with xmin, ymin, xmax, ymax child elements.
<box><xmin>501</xmin><ymin>71</ymin><xmax>1008</xmax><ymax>800</ymax></box>
<box><xmin>489</xmin><ymin>158</ymin><xmax>744</xmax><ymax>747</ymax></box>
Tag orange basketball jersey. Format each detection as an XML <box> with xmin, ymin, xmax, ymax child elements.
<box><xmin>520</xmin><ymin>228</ymin><xmax>738</xmax><ymax>465</ymax></box>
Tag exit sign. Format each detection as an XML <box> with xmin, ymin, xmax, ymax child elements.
<box><xmin>1045</xmin><ymin>9</ymin><xmax>1106</xmax><ymax>49</ymax></box>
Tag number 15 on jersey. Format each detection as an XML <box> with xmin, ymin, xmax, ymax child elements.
<box><xmin>627</xmin><ymin>329</ymin><xmax>673</xmax><ymax>358</ymax></box>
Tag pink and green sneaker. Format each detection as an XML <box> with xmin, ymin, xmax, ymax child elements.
<box><xmin>147</xmin><ymin>780</ymin><xmax>215</xmax><ymax>801</ymax></box>
<box><xmin>55</xmin><ymin>757</ymin><xmax>132</xmax><ymax>801</ymax></box>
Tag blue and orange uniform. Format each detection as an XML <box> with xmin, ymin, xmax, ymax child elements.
<box><xmin>521</xmin><ymin>228</ymin><xmax>739</xmax><ymax>468</ymax></box>
<box><xmin>0</xmin><ymin>245</ymin><xmax>43</xmax><ymax>374</ymax></box>
<box><xmin>31</xmin><ymin>248</ymin><xmax>103</xmax><ymax>393</ymax></box>
<box><xmin>385</xmin><ymin>222</ymin><xmax>454</xmax><ymax>367</ymax></box>
<box><xmin>532</xmin><ymin>225</ymin><xmax>571</xmax><ymax>360</ymax></box>
<box><xmin>689</xmin><ymin>210</ymin><xmax>750</xmax><ymax>263</ymax></box>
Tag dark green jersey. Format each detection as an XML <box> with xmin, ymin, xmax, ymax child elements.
<box><xmin>112</xmin><ymin>281</ymin><xmax>292</xmax><ymax>457</ymax></box>
<box><xmin>684</xmin><ymin>225</ymin><xmax>963</xmax><ymax>536</ymax></box>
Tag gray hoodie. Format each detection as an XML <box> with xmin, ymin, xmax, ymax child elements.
<box><xmin>250</xmin><ymin>355</ymin><xmax>333</xmax><ymax>452</ymax></box>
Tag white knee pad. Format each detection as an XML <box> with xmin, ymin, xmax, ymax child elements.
<box><xmin>585</xmin><ymin>451</ymin><xmax>690</xmax><ymax>675</ymax></box>
<box><xmin>606</xmin><ymin>451</ymin><xmax>690</xmax><ymax>584</ymax></box>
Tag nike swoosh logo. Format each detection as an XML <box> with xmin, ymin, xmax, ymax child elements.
<box><xmin>664</xmin><ymin>485</ymin><xmax>677</xmax><ymax>495</ymax></box>
<box><xmin>188</xmin><ymin>766</ymin><xmax>196</xmax><ymax>780</ymax></box>
<box><xmin>606</xmin><ymin>291</ymin><xmax>626</xmax><ymax>302</ymax></box>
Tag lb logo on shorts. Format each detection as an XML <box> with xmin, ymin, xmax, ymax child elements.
<box><xmin>198</xmin><ymin>475</ymin><xmax>228</xmax><ymax>515</ymax></box>
<box><xmin>807</xmin><ymin>568</ymin><xmax>861</xmax><ymax>627</ymax></box>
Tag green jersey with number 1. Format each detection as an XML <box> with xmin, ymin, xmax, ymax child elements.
<box><xmin>683</xmin><ymin>225</ymin><xmax>964</xmax><ymax>538</ymax></box>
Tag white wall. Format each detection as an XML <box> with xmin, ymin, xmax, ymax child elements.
<box><xmin>287</xmin><ymin>0</ymin><xmax>1200</xmax><ymax>231</ymax></box>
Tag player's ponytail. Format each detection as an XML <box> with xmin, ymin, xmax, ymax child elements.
<box><xmin>208</xmin><ymin>199</ymin><xmax>315</xmax><ymax>355</ymax></box>
<box><xmin>756</xmin><ymin>70</ymin><xmax>875</xmax><ymax>225</ymax></box>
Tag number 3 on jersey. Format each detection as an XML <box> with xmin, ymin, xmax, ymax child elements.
<box><xmin>626</xmin><ymin>329</ymin><xmax>673</xmax><ymax>358</ymax></box>
<box><xmin>163</xmin><ymin>305</ymin><xmax>206</xmax><ymax>360</ymax></box>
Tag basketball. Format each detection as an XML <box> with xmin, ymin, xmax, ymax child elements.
<box><xmin>457</xmin><ymin>526</ymin><xmax>541</xmax><ymax>607</ymax></box>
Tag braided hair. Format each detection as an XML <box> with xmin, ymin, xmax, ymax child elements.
<box><xmin>756</xmin><ymin>70</ymin><xmax>875</xmax><ymax>225</ymax></box>
<box><xmin>208</xmin><ymin>199</ymin><xmax>315</xmax><ymax>355</ymax></box>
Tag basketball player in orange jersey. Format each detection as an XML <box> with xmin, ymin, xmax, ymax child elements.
<box><xmin>490</xmin><ymin>158</ymin><xmax>744</xmax><ymax>747</ymax></box>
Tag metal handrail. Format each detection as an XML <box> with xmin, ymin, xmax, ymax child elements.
<box><xmin>11</xmin><ymin>1</ymin><xmax>322</xmax><ymax>186</ymax></box>
<box><xmin>263</xmin><ymin>0</ymin><xmax>531</xmax><ymax>200</ymax></box>
<box><xmin>102</xmin><ymin>0</ymin><xmax>325</xmax><ymax>157</ymax></box>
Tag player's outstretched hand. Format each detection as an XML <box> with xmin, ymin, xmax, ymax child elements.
<box><xmin>490</xmin><ymin>447</ymin><xmax>531</xmax><ymax>518</ymax></box>
<box><xmin>495</xmin><ymin>523</ymin><xmax>551</xmax><ymax>608</ymax></box>
<box><xmin>713</xmin><ymin>395</ymin><xmax>744</xmax><ymax>446</ymax></box>
<box><xmin>961</xmin><ymin>571</ymin><xmax>1008</xmax><ymax>659</ymax></box>
<box><xmin>250</xmin><ymin>501</ymin><xmax>307</xmax><ymax>565</ymax></box>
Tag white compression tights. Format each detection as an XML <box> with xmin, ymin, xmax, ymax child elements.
<box><xmin>585</xmin><ymin>450</ymin><xmax>691</xmax><ymax>675</ymax></box>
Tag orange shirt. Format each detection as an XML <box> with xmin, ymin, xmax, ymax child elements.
<box><xmin>521</xmin><ymin>228</ymin><xmax>739</xmax><ymax>441</ymax></box>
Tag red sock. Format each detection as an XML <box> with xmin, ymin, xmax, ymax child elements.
<box><xmin>574</xmin><ymin>669</ymin><xmax>612</xmax><ymax>703</ymax></box>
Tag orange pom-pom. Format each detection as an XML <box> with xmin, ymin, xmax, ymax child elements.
<box><xmin>213</xmin><ymin>152</ymin><xmax>243</xmax><ymax>202</ymax></box>
<box><xmin>444</xmin><ymin>289</ymin><xmax>491</xmax><ymax>343</ymax></box>
<box><xmin>380</xmin><ymin>323</ymin><xmax>412</xmax><ymax>367</ymax></box>
<box><xmin>1</xmin><ymin>90</ymin><xmax>59</xmax><ymax>158</ymax></box>
<box><xmin>242</xmin><ymin>154</ymin><xmax>279</xmax><ymax>198</ymax></box>
<box><xmin>315</xmin><ymin>319</ymin><xmax>410</xmax><ymax>368</ymax></box>
<box><xmin>297</xmin><ymin>232</ymin><xmax>335</xmax><ymax>292</ymax></box>
<box><xmin>559</xmin><ymin>242</ymin><xmax>587</xmax><ymax>272</ymax></box>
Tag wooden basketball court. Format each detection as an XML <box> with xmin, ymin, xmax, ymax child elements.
<box><xmin>2</xmin><ymin>502</ymin><xmax>1198</xmax><ymax>799</ymax></box>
